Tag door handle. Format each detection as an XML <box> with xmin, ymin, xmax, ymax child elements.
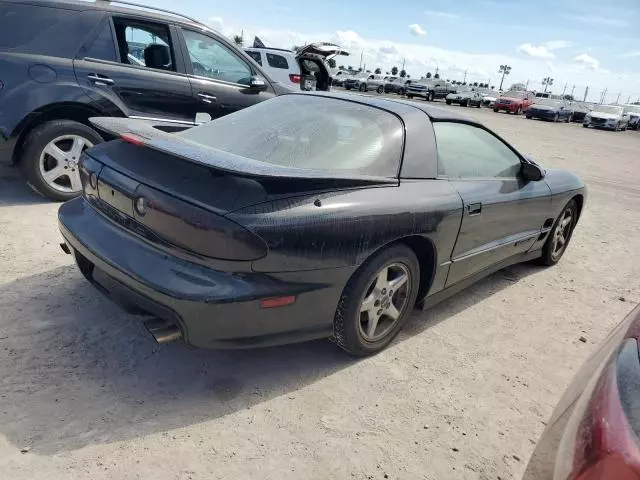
<box><xmin>87</xmin><ymin>74</ymin><xmax>114</xmax><ymax>86</ymax></box>
<box><xmin>467</xmin><ymin>202</ymin><xmax>482</xmax><ymax>216</ymax></box>
<box><xmin>197</xmin><ymin>93</ymin><xmax>217</xmax><ymax>104</ymax></box>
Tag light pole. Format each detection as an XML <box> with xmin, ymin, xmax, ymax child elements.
<box><xmin>498</xmin><ymin>65</ymin><xmax>511</xmax><ymax>91</ymax></box>
<box><xmin>542</xmin><ymin>77</ymin><xmax>554</xmax><ymax>93</ymax></box>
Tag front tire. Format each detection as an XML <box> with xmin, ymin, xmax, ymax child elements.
<box><xmin>406</xmin><ymin>94</ymin><xmax>413</xmax><ymax>99</ymax></box>
<box><xmin>538</xmin><ymin>199</ymin><xmax>578</xmax><ymax>266</ymax></box>
<box><xmin>446</xmin><ymin>99</ymin><xmax>452</xmax><ymax>105</ymax></box>
<box><xmin>19</xmin><ymin>120</ymin><xmax>102</xmax><ymax>202</ymax></box>
<box><xmin>332</xmin><ymin>244</ymin><xmax>420</xmax><ymax>356</ymax></box>
<box><xmin>493</xmin><ymin>108</ymin><xmax>499</xmax><ymax>113</ymax></box>
<box><xmin>359</xmin><ymin>84</ymin><xmax>367</xmax><ymax>92</ymax></box>
<box><xmin>377</xmin><ymin>85</ymin><xmax>384</xmax><ymax>94</ymax></box>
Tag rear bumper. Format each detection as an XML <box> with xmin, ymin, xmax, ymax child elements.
<box><xmin>58</xmin><ymin>198</ymin><xmax>349</xmax><ymax>349</ymax></box>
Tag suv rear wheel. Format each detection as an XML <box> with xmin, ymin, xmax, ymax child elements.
<box><xmin>19</xmin><ymin>120</ymin><xmax>102</xmax><ymax>201</ymax></box>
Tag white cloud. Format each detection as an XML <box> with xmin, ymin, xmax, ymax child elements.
<box><xmin>408</xmin><ymin>24</ymin><xmax>426</xmax><ymax>36</ymax></box>
<box><xmin>543</xmin><ymin>40</ymin><xmax>572</xmax><ymax>51</ymax></box>
<box><xmin>517</xmin><ymin>43</ymin><xmax>554</xmax><ymax>59</ymax></box>
<box><xmin>424</xmin><ymin>10</ymin><xmax>458</xmax><ymax>19</ymax></box>
<box><xmin>574</xmin><ymin>53</ymin><xmax>600</xmax><ymax>70</ymax></box>
<box><xmin>569</xmin><ymin>15</ymin><xmax>626</xmax><ymax>27</ymax></box>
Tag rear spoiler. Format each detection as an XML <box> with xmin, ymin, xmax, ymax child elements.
<box><xmin>89</xmin><ymin>117</ymin><xmax>396</xmax><ymax>185</ymax></box>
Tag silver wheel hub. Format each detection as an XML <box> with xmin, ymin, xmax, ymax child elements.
<box><xmin>551</xmin><ymin>209</ymin><xmax>573</xmax><ymax>260</ymax></box>
<box><xmin>358</xmin><ymin>262</ymin><xmax>411</xmax><ymax>342</ymax></box>
<box><xmin>39</xmin><ymin>134</ymin><xmax>93</xmax><ymax>193</ymax></box>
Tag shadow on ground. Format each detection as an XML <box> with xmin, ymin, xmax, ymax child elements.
<box><xmin>0</xmin><ymin>169</ymin><xmax>50</xmax><ymax>207</ymax></box>
<box><xmin>0</xmin><ymin>262</ymin><xmax>542</xmax><ymax>454</ymax></box>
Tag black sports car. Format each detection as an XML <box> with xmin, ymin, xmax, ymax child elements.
<box><xmin>58</xmin><ymin>93</ymin><xmax>586</xmax><ymax>356</ymax></box>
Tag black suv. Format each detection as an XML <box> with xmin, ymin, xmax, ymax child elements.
<box><xmin>0</xmin><ymin>0</ymin><xmax>292</xmax><ymax>200</ymax></box>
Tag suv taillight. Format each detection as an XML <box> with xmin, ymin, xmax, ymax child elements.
<box><xmin>289</xmin><ymin>74</ymin><xmax>301</xmax><ymax>84</ymax></box>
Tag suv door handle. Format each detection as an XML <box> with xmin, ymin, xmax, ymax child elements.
<box><xmin>467</xmin><ymin>202</ymin><xmax>482</xmax><ymax>216</ymax></box>
<box><xmin>197</xmin><ymin>93</ymin><xmax>217</xmax><ymax>104</ymax></box>
<box><xmin>87</xmin><ymin>74</ymin><xmax>114</xmax><ymax>86</ymax></box>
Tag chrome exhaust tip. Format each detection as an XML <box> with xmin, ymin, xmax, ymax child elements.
<box><xmin>144</xmin><ymin>319</ymin><xmax>182</xmax><ymax>344</ymax></box>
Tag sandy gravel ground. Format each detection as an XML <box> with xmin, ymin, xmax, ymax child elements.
<box><xmin>1</xmin><ymin>101</ymin><xmax>639</xmax><ymax>480</ymax></box>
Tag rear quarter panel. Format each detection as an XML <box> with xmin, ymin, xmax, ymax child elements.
<box><xmin>229</xmin><ymin>181</ymin><xmax>463</xmax><ymax>277</ymax></box>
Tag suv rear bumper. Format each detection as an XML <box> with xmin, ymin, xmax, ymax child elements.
<box><xmin>58</xmin><ymin>198</ymin><xmax>343</xmax><ymax>349</ymax></box>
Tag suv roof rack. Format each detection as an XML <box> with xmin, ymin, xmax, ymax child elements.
<box><xmin>94</xmin><ymin>0</ymin><xmax>205</xmax><ymax>26</ymax></box>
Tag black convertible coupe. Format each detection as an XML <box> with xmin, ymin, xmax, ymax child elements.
<box><xmin>58</xmin><ymin>93</ymin><xmax>586</xmax><ymax>356</ymax></box>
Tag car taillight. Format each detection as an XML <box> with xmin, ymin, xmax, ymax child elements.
<box><xmin>289</xmin><ymin>74</ymin><xmax>301</xmax><ymax>84</ymax></box>
<box><xmin>133</xmin><ymin>184</ymin><xmax>267</xmax><ymax>261</ymax></box>
<box><xmin>555</xmin><ymin>339</ymin><xmax>640</xmax><ymax>480</ymax></box>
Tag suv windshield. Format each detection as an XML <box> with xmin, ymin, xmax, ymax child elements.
<box><xmin>593</xmin><ymin>105</ymin><xmax>623</xmax><ymax>115</ymax></box>
<box><xmin>179</xmin><ymin>95</ymin><xmax>403</xmax><ymax>176</ymax></box>
<box><xmin>503</xmin><ymin>91</ymin><xmax>525</xmax><ymax>98</ymax></box>
<box><xmin>624</xmin><ymin>105</ymin><xmax>640</xmax><ymax>114</ymax></box>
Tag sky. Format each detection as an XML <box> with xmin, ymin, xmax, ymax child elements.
<box><xmin>135</xmin><ymin>0</ymin><xmax>640</xmax><ymax>103</ymax></box>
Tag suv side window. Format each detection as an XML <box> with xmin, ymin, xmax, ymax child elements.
<box><xmin>83</xmin><ymin>21</ymin><xmax>117</xmax><ymax>62</ymax></box>
<box><xmin>182</xmin><ymin>30</ymin><xmax>252</xmax><ymax>85</ymax></box>
<box><xmin>246</xmin><ymin>51</ymin><xmax>262</xmax><ymax>66</ymax></box>
<box><xmin>266</xmin><ymin>53</ymin><xmax>288</xmax><ymax>69</ymax></box>
<box><xmin>433</xmin><ymin>122</ymin><xmax>522</xmax><ymax>179</ymax></box>
<box><xmin>112</xmin><ymin>18</ymin><xmax>175</xmax><ymax>71</ymax></box>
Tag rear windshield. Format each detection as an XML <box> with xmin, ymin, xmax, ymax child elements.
<box><xmin>534</xmin><ymin>98</ymin><xmax>563</xmax><ymax>107</ymax></box>
<box><xmin>179</xmin><ymin>95</ymin><xmax>403</xmax><ymax>177</ymax></box>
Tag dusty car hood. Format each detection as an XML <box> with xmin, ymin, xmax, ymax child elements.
<box><xmin>529</xmin><ymin>105</ymin><xmax>557</xmax><ymax>111</ymax></box>
<box><xmin>589</xmin><ymin>112</ymin><xmax>622</xmax><ymax>120</ymax></box>
<box><xmin>497</xmin><ymin>96</ymin><xmax>524</xmax><ymax>102</ymax></box>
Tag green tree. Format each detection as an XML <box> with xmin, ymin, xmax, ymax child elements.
<box><xmin>434</xmin><ymin>73</ymin><xmax>440</xmax><ymax>79</ymax></box>
<box><xmin>374</xmin><ymin>68</ymin><xmax>382</xmax><ymax>74</ymax></box>
<box><xmin>473</xmin><ymin>82</ymin><xmax>478</xmax><ymax>87</ymax></box>
<box><xmin>426</xmin><ymin>72</ymin><xmax>432</xmax><ymax>78</ymax></box>
<box><xmin>400</xmin><ymin>69</ymin><xmax>407</xmax><ymax>77</ymax></box>
<box><xmin>338</xmin><ymin>65</ymin><xmax>346</xmax><ymax>70</ymax></box>
<box><xmin>391</xmin><ymin>66</ymin><xmax>398</xmax><ymax>76</ymax></box>
<box><xmin>233</xmin><ymin>34</ymin><xmax>244</xmax><ymax>47</ymax></box>
<box><xmin>327</xmin><ymin>58</ymin><xmax>336</xmax><ymax>69</ymax></box>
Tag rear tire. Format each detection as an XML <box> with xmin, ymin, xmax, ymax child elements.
<box><xmin>376</xmin><ymin>85</ymin><xmax>383</xmax><ymax>94</ymax></box>
<box><xmin>19</xmin><ymin>120</ymin><xmax>102</xmax><ymax>202</ymax></box>
<box><xmin>537</xmin><ymin>199</ymin><xmax>578</xmax><ymax>266</ymax></box>
<box><xmin>493</xmin><ymin>108</ymin><xmax>499</xmax><ymax>113</ymax></box>
<box><xmin>406</xmin><ymin>94</ymin><xmax>413</xmax><ymax>99</ymax></box>
<box><xmin>332</xmin><ymin>244</ymin><xmax>420</xmax><ymax>356</ymax></box>
<box><xmin>359</xmin><ymin>84</ymin><xmax>366</xmax><ymax>92</ymax></box>
<box><xmin>446</xmin><ymin>100</ymin><xmax>452</xmax><ymax>105</ymax></box>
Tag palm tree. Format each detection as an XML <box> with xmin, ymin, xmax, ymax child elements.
<box><xmin>472</xmin><ymin>82</ymin><xmax>478</xmax><ymax>87</ymax></box>
<box><xmin>426</xmin><ymin>72</ymin><xmax>432</xmax><ymax>78</ymax></box>
<box><xmin>400</xmin><ymin>69</ymin><xmax>407</xmax><ymax>78</ymax></box>
<box><xmin>498</xmin><ymin>64</ymin><xmax>512</xmax><ymax>91</ymax></box>
<box><xmin>233</xmin><ymin>34</ymin><xmax>244</xmax><ymax>47</ymax></box>
<box><xmin>327</xmin><ymin>58</ymin><xmax>336</xmax><ymax>69</ymax></box>
<box><xmin>374</xmin><ymin>68</ymin><xmax>382</xmax><ymax>74</ymax></box>
<box><xmin>434</xmin><ymin>73</ymin><xmax>440</xmax><ymax>79</ymax></box>
<box><xmin>391</xmin><ymin>66</ymin><xmax>398</xmax><ymax>76</ymax></box>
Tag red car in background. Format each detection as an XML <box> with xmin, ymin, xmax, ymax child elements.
<box><xmin>524</xmin><ymin>304</ymin><xmax>640</xmax><ymax>480</ymax></box>
<box><xmin>493</xmin><ymin>90</ymin><xmax>535</xmax><ymax>114</ymax></box>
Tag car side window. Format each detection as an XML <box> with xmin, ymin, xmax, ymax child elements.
<box><xmin>83</xmin><ymin>21</ymin><xmax>117</xmax><ymax>62</ymax></box>
<box><xmin>183</xmin><ymin>30</ymin><xmax>252</xmax><ymax>85</ymax></box>
<box><xmin>433</xmin><ymin>122</ymin><xmax>522</xmax><ymax>179</ymax></box>
<box><xmin>112</xmin><ymin>18</ymin><xmax>175</xmax><ymax>71</ymax></box>
<box><xmin>266</xmin><ymin>53</ymin><xmax>288</xmax><ymax>69</ymax></box>
<box><xmin>246</xmin><ymin>50</ymin><xmax>262</xmax><ymax>66</ymax></box>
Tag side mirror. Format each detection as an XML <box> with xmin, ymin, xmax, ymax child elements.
<box><xmin>521</xmin><ymin>160</ymin><xmax>545</xmax><ymax>181</ymax></box>
<box><xmin>249</xmin><ymin>75</ymin><xmax>268</xmax><ymax>91</ymax></box>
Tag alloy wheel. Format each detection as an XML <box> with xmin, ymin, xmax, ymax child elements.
<box><xmin>358</xmin><ymin>262</ymin><xmax>411</xmax><ymax>342</ymax></box>
<box><xmin>38</xmin><ymin>135</ymin><xmax>93</xmax><ymax>193</ymax></box>
<box><xmin>551</xmin><ymin>208</ymin><xmax>573</xmax><ymax>261</ymax></box>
